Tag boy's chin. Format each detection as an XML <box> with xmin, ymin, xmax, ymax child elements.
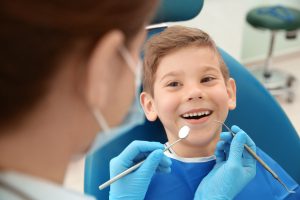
<box><xmin>187</xmin><ymin>123</ymin><xmax>221</xmax><ymax>136</ymax></box>
<box><xmin>184</xmin><ymin>133</ymin><xmax>219</xmax><ymax>147</ymax></box>
<box><xmin>179</xmin><ymin>138</ymin><xmax>217</xmax><ymax>157</ymax></box>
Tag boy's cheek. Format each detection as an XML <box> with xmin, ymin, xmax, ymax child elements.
<box><xmin>158</xmin><ymin>96</ymin><xmax>179</xmax><ymax>113</ymax></box>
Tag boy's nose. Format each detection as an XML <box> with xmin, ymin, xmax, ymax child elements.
<box><xmin>188</xmin><ymin>96</ymin><xmax>202</xmax><ymax>101</ymax></box>
<box><xmin>187</xmin><ymin>87</ymin><xmax>203</xmax><ymax>101</ymax></box>
<box><xmin>189</xmin><ymin>96</ymin><xmax>202</xmax><ymax>101</ymax></box>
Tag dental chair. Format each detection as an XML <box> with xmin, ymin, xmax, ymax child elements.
<box><xmin>84</xmin><ymin>1</ymin><xmax>300</xmax><ymax>199</ymax></box>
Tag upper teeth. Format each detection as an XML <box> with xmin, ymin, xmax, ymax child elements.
<box><xmin>182</xmin><ymin>111</ymin><xmax>210</xmax><ymax>118</ymax></box>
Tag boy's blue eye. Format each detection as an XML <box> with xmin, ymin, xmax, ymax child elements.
<box><xmin>201</xmin><ymin>76</ymin><xmax>215</xmax><ymax>83</ymax></box>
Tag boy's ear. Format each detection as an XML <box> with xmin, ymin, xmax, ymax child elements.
<box><xmin>226</xmin><ymin>78</ymin><xmax>237</xmax><ymax>110</ymax></box>
<box><xmin>140</xmin><ymin>92</ymin><xmax>158</xmax><ymax>121</ymax></box>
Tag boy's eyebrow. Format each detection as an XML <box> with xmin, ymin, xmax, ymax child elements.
<box><xmin>202</xmin><ymin>66</ymin><xmax>221</xmax><ymax>73</ymax></box>
<box><xmin>159</xmin><ymin>71</ymin><xmax>182</xmax><ymax>82</ymax></box>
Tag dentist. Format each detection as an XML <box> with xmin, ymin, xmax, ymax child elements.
<box><xmin>0</xmin><ymin>0</ymin><xmax>256</xmax><ymax>199</ymax></box>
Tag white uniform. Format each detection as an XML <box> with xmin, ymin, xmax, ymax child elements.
<box><xmin>0</xmin><ymin>171</ymin><xmax>96</xmax><ymax>200</ymax></box>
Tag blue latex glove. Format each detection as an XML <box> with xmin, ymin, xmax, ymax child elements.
<box><xmin>194</xmin><ymin>125</ymin><xmax>256</xmax><ymax>200</ymax></box>
<box><xmin>109</xmin><ymin>140</ymin><xmax>172</xmax><ymax>200</ymax></box>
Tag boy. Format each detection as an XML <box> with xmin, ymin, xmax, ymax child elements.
<box><xmin>140</xmin><ymin>25</ymin><xmax>299</xmax><ymax>199</ymax></box>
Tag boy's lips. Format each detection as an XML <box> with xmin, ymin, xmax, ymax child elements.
<box><xmin>180</xmin><ymin>109</ymin><xmax>213</xmax><ymax>124</ymax></box>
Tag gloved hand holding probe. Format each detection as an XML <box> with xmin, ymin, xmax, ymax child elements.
<box><xmin>194</xmin><ymin>126</ymin><xmax>257</xmax><ymax>200</ymax></box>
<box><xmin>109</xmin><ymin>141</ymin><xmax>172</xmax><ymax>200</ymax></box>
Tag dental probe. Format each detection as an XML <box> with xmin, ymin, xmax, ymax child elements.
<box><xmin>99</xmin><ymin>126</ymin><xmax>190</xmax><ymax>190</ymax></box>
<box><xmin>214</xmin><ymin>120</ymin><xmax>295</xmax><ymax>194</ymax></box>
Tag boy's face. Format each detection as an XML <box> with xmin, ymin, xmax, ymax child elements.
<box><xmin>140</xmin><ymin>46</ymin><xmax>236</xmax><ymax>157</ymax></box>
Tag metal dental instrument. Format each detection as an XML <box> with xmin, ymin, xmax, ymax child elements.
<box><xmin>214</xmin><ymin>120</ymin><xmax>295</xmax><ymax>194</ymax></box>
<box><xmin>99</xmin><ymin>125</ymin><xmax>190</xmax><ymax>190</ymax></box>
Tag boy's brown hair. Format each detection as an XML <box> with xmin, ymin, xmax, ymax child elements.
<box><xmin>143</xmin><ymin>25</ymin><xmax>229</xmax><ymax>96</ymax></box>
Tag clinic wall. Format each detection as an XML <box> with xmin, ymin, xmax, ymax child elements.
<box><xmin>172</xmin><ymin>0</ymin><xmax>300</xmax><ymax>62</ymax></box>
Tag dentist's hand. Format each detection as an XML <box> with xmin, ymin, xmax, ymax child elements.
<box><xmin>194</xmin><ymin>126</ymin><xmax>256</xmax><ymax>200</ymax></box>
<box><xmin>109</xmin><ymin>140</ymin><xmax>172</xmax><ymax>200</ymax></box>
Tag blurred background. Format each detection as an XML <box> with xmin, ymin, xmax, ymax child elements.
<box><xmin>64</xmin><ymin>0</ymin><xmax>300</xmax><ymax>193</ymax></box>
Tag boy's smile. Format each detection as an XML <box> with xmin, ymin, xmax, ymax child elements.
<box><xmin>141</xmin><ymin>46</ymin><xmax>236</xmax><ymax>157</ymax></box>
<box><xmin>180</xmin><ymin>109</ymin><xmax>213</xmax><ymax>124</ymax></box>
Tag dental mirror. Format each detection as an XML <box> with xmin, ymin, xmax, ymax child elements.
<box><xmin>164</xmin><ymin>125</ymin><xmax>190</xmax><ymax>152</ymax></box>
<box><xmin>179</xmin><ymin>125</ymin><xmax>190</xmax><ymax>139</ymax></box>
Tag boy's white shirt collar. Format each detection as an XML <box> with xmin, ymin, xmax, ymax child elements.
<box><xmin>164</xmin><ymin>142</ymin><xmax>216</xmax><ymax>163</ymax></box>
<box><xmin>0</xmin><ymin>171</ymin><xmax>95</xmax><ymax>200</ymax></box>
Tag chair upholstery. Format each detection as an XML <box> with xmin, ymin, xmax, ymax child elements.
<box><xmin>84</xmin><ymin>1</ymin><xmax>300</xmax><ymax>199</ymax></box>
<box><xmin>151</xmin><ymin>0</ymin><xmax>203</xmax><ymax>24</ymax></box>
<box><xmin>220</xmin><ymin>49</ymin><xmax>300</xmax><ymax>184</ymax></box>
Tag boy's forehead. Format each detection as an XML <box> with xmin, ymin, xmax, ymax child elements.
<box><xmin>160</xmin><ymin>46</ymin><xmax>216</xmax><ymax>63</ymax></box>
<box><xmin>155</xmin><ymin>46</ymin><xmax>221</xmax><ymax>76</ymax></box>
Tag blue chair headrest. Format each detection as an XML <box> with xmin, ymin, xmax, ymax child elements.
<box><xmin>151</xmin><ymin>0</ymin><xmax>204</xmax><ymax>24</ymax></box>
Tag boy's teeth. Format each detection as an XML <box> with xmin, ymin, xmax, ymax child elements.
<box><xmin>182</xmin><ymin>111</ymin><xmax>211</xmax><ymax>118</ymax></box>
